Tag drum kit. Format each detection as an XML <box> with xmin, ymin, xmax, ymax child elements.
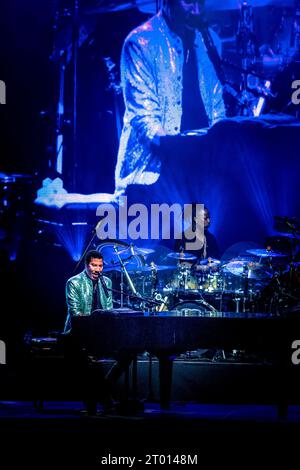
<box><xmin>97</xmin><ymin>233</ymin><xmax>300</xmax><ymax>316</ymax></box>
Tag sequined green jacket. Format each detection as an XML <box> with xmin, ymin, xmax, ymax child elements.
<box><xmin>64</xmin><ymin>270</ymin><xmax>113</xmax><ymax>333</ymax></box>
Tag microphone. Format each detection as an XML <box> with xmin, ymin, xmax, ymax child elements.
<box><xmin>98</xmin><ymin>272</ymin><xmax>109</xmax><ymax>298</ymax></box>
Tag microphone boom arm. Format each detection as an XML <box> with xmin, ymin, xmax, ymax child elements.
<box><xmin>113</xmin><ymin>246</ymin><xmax>139</xmax><ymax>296</ymax></box>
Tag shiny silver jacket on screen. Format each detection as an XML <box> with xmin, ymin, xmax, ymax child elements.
<box><xmin>115</xmin><ymin>10</ymin><xmax>226</xmax><ymax>191</ymax></box>
<box><xmin>64</xmin><ymin>271</ymin><xmax>113</xmax><ymax>333</ymax></box>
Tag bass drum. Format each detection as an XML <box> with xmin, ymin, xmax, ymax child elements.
<box><xmin>170</xmin><ymin>299</ymin><xmax>217</xmax><ymax>317</ymax></box>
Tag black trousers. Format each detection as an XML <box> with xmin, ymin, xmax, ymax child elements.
<box><xmin>63</xmin><ymin>333</ymin><xmax>109</xmax><ymax>409</ymax></box>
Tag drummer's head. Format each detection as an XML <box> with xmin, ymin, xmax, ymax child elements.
<box><xmin>85</xmin><ymin>250</ymin><xmax>104</xmax><ymax>281</ymax></box>
<box><xmin>163</xmin><ymin>0</ymin><xmax>206</xmax><ymax>29</ymax></box>
<box><xmin>203</xmin><ymin>206</ymin><xmax>210</xmax><ymax>229</ymax></box>
<box><xmin>189</xmin><ymin>204</ymin><xmax>210</xmax><ymax>230</ymax></box>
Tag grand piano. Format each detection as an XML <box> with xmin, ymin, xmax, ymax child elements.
<box><xmin>71</xmin><ymin>309</ymin><xmax>300</xmax><ymax>415</ymax></box>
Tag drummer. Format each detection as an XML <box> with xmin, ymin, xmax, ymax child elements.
<box><xmin>174</xmin><ymin>205</ymin><xmax>220</xmax><ymax>269</ymax></box>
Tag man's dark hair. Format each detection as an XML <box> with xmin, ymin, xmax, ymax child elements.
<box><xmin>85</xmin><ymin>250</ymin><xmax>103</xmax><ymax>265</ymax></box>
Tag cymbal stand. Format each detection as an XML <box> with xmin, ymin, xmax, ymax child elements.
<box><xmin>112</xmin><ymin>247</ymin><xmax>160</xmax><ymax>311</ymax></box>
<box><xmin>286</xmin><ymin>223</ymin><xmax>300</xmax><ymax>289</ymax></box>
<box><xmin>120</xmin><ymin>270</ymin><xmax>125</xmax><ymax>308</ymax></box>
<box><xmin>233</xmin><ymin>296</ymin><xmax>241</xmax><ymax>314</ymax></box>
<box><xmin>242</xmin><ymin>264</ymin><xmax>249</xmax><ymax>313</ymax></box>
<box><xmin>150</xmin><ymin>263</ymin><xmax>158</xmax><ymax>296</ymax></box>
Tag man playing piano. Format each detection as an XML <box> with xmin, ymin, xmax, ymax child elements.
<box><xmin>64</xmin><ymin>250</ymin><xmax>132</xmax><ymax>415</ymax></box>
<box><xmin>115</xmin><ymin>0</ymin><xmax>226</xmax><ymax>197</ymax></box>
<box><xmin>64</xmin><ymin>250</ymin><xmax>113</xmax><ymax>334</ymax></box>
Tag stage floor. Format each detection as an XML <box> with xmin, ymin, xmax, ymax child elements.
<box><xmin>0</xmin><ymin>400</ymin><xmax>299</xmax><ymax>465</ymax></box>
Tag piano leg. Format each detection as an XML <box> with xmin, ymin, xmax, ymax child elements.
<box><xmin>158</xmin><ymin>354</ymin><xmax>174</xmax><ymax>410</ymax></box>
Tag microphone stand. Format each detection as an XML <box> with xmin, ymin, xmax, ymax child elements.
<box><xmin>107</xmin><ymin>246</ymin><xmax>164</xmax><ymax>310</ymax></box>
<box><xmin>72</xmin><ymin>218</ymin><xmax>106</xmax><ymax>274</ymax></box>
<box><xmin>92</xmin><ymin>282</ymin><xmax>163</xmax><ymax>312</ymax></box>
<box><xmin>113</xmin><ymin>245</ymin><xmax>139</xmax><ymax>301</ymax></box>
<box><xmin>198</xmin><ymin>22</ymin><xmax>261</xmax><ymax>113</ymax></box>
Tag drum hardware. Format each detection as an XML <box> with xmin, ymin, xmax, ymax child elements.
<box><xmin>274</xmin><ymin>215</ymin><xmax>300</xmax><ymax>236</ymax></box>
<box><xmin>167</xmin><ymin>251</ymin><xmax>197</xmax><ymax>262</ymax></box>
<box><xmin>149</xmin><ymin>262</ymin><xmax>172</xmax><ymax>311</ymax></box>
<box><xmin>275</xmin><ymin>231</ymin><xmax>300</xmax><ymax>241</ymax></box>
<box><xmin>246</xmin><ymin>248</ymin><xmax>287</xmax><ymax>258</ymax></box>
<box><xmin>199</xmin><ymin>257</ymin><xmax>221</xmax><ymax>269</ymax></box>
<box><xmin>222</xmin><ymin>258</ymin><xmax>272</xmax><ymax>281</ymax></box>
<box><xmin>273</xmin><ymin>215</ymin><xmax>300</xmax><ymax>257</ymax></box>
<box><xmin>169</xmin><ymin>265</ymin><xmax>199</xmax><ymax>291</ymax></box>
<box><xmin>131</xmin><ymin>265</ymin><xmax>175</xmax><ymax>272</ymax></box>
<box><xmin>231</xmin><ymin>294</ymin><xmax>245</xmax><ymax>314</ymax></box>
<box><xmin>95</xmin><ymin>241</ymin><xmax>150</xmax><ymax>308</ymax></box>
<box><xmin>117</xmin><ymin>246</ymin><xmax>155</xmax><ymax>257</ymax></box>
<box><xmin>153</xmin><ymin>292</ymin><xmax>169</xmax><ymax>312</ymax></box>
<box><xmin>254</xmin><ymin>257</ymin><xmax>300</xmax><ymax>315</ymax></box>
<box><xmin>199</xmin><ymin>271</ymin><xmax>221</xmax><ymax>293</ymax></box>
<box><xmin>97</xmin><ymin>241</ymin><xmax>146</xmax><ymax>273</ymax></box>
<box><xmin>150</xmin><ymin>261</ymin><xmax>158</xmax><ymax>296</ymax></box>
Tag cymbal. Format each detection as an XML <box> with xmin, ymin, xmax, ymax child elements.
<box><xmin>130</xmin><ymin>265</ymin><xmax>176</xmax><ymax>273</ymax></box>
<box><xmin>98</xmin><ymin>242</ymin><xmax>145</xmax><ymax>271</ymax></box>
<box><xmin>246</xmin><ymin>248</ymin><xmax>287</xmax><ymax>258</ymax></box>
<box><xmin>167</xmin><ymin>252</ymin><xmax>197</xmax><ymax>261</ymax></box>
<box><xmin>199</xmin><ymin>258</ymin><xmax>221</xmax><ymax>267</ymax></box>
<box><xmin>222</xmin><ymin>260</ymin><xmax>272</xmax><ymax>280</ymax></box>
<box><xmin>118</xmin><ymin>246</ymin><xmax>155</xmax><ymax>256</ymax></box>
<box><xmin>104</xmin><ymin>264</ymin><xmax>123</xmax><ymax>272</ymax></box>
<box><xmin>275</xmin><ymin>232</ymin><xmax>300</xmax><ymax>240</ymax></box>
